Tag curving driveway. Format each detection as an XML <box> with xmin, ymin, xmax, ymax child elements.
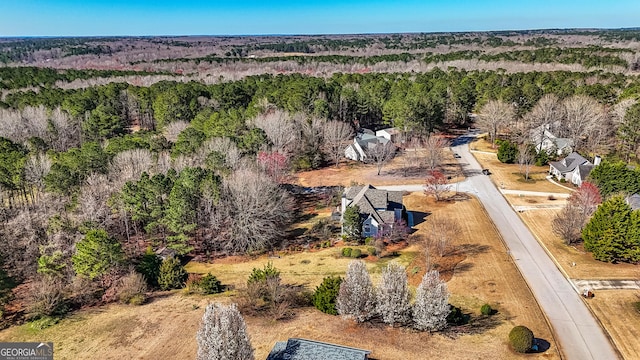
<box><xmin>453</xmin><ymin>138</ymin><xmax>618</xmax><ymax>360</ymax></box>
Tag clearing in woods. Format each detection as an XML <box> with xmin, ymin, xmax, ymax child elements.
<box><xmin>0</xmin><ymin>193</ymin><xmax>559</xmax><ymax>360</ymax></box>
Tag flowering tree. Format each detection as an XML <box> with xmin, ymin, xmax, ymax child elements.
<box><xmin>376</xmin><ymin>219</ymin><xmax>410</xmax><ymax>243</ymax></box>
<box><xmin>336</xmin><ymin>260</ymin><xmax>376</xmax><ymax>322</ymax></box>
<box><xmin>376</xmin><ymin>262</ymin><xmax>411</xmax><ymax>326</ymax></box>
<box><xmin>413</xmin><ymin>270</ymin><xmax>450</xmax><ymax>332</ymax></box>
<box><xmin>424</xmin><ymin>170</ymin><xmax>450</xmax><ymax>201</ymax></box>
<box><xmin>196</xmin><ymin>303</ymin><xmax>254</xmax><ymax>360</ymax></box>
<box><xmin>257</xmin><ymin>151</ymin><xmax>289</xmax><ymax>183</ymax></box>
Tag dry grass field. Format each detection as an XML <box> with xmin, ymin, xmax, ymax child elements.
<box><xmin>295</xmin><ymin>150</ymin><xmax>463</xmax><ymax>187</ymax></box>
<box><xmin>519</xmin><ymin>209</ymin><xmax>640</xmax><ymax>280</ymax></box>
<box><xmin>0</xmin><ymin>192</ymin><xmax>560</xmax><ymax>360</ymax></box>
<box><xmin>504</xmin><ymin>194</ymin><xmax>567</xmax><ymax>207</ymax></box>
<box><xmin>472</xmin><ymin>151</ymin><xmax>573</xmax><ymax>194</ymax></box>
<box><xmin>584</xmin><ymin>290</ymin><xmax>640</xmax><ymax>360</ymax></box>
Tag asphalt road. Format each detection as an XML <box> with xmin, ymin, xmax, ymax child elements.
<box><xmin>453</xmin><ymin>138</ymin><xmax>618</xmax><ymax>360</ymax></box>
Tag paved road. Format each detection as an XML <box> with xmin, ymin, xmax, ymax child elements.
<box><xmin>453</xmin><ymin>138</ymin><xmax>619</xmax><ymax>360</ymax></box>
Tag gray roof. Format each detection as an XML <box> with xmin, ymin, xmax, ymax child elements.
<box><xmin>627</xmin><ymin>194</ymin><xmax>640</xmax><ymax>211</ymax></box>
<box><xmin>550</xmin><ymin>152</ymin><xmax>590</xmax><ymax>174</ymax></box>
<box><xmin>344</xmin><ymin>184</ymin><xmax>403</xmax><ymax>225</ymax></box>
<box><xmin>267</xmin><ymin>338</ymin><xmax>370</xmax><ymax>360</ymax></box>
<box><xmin>578</xmin><ymin>164</ymin><xmax>594</xmax><ymax>181</ymax></box>
<box><xmin>553</xmin><ymin>137</ymin><xmax>573</xmax><ymax>150</ymax></box>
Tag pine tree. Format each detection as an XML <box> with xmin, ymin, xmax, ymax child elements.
<box><xmin>583</xmin><ymin>196</ymin><xmax>639</xmax><ymax>263</ymax></box>
<box><xmin>72</xmin><ymin>229</ymin><xmax>124</xmax><ymax>280</ymax></box>
<box><xmin>196</xmin><ymin>303</ymin><xmax>254</xmax><ymax>360</ymax></box>
<box><xmin>376</xmin><ymin>262</ymin><xmax>411</xmax><ymax>326</ymax></box>
<box><xmin>413</xmin><ymin>270</ymin><xmax>450</xmax><ymax>332</ymax></box>
<box><xmin>342</xmin><ymin>205</ymin><xmax>362</xmax><ymax>239</ymax></box>
<box><xmin>336</xmin><ymin>260</ymin><xmax>376</xmax><ymax>322</ymax></box>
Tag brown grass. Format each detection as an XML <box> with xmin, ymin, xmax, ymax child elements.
<box><xmin>295</xmin><ymin>150</ymin><xmax>463</xmax><ymax>187</ymax></box>
<box><xmin>584</xmin><ymin>290</ymin><xmax>640</xmax><ymax>360</ymax></box>
<box><xmin>504</xmin><ymin>194</ymin><xmax>567</xmax><ymax>207</ymax></box>
<box><xmin>519</xmin><ymin>209</ymin><xmax>640</xmax><ymax>280</ymax></box>
<box><xmin>0</xmin><ymin>192</ymin><xmax>559</xmax><ymax>360</ymax></box>
<box><xmin>472</xmin><ymin>152</ymin><xmax>572</xmax><ymax>194</ymax></box>
<box><xmin>469</xmin><ymin>136</ymin><xmax>497</xmax><ymax>153</ymax></box>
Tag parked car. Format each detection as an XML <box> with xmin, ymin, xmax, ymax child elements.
<box><xmin>482</xmin><ymin>169</ymin><xmax>490</xmax><ymax>175</ymax></box>
<box><xmin>453</xmin><ymin>153</ymin><xmax>461</xmax><ymax>158</ymax></box>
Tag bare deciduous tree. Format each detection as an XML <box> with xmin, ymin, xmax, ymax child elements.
<box><xmin>552</xmin><ymin>182</ymin><xmax>602</xmax><ymax>245</ymax></box>
<box><xmin>253</xmin><ymin>110</ymin><xmax>300</xmax><ymax>153</ymax></box>
<box><xmin>413</xmin><ymin>270</ymin><xmax>449</xmax><ymax>332</ymax></box>
<box><xmin>24</xmin><ymin>153</ymin><xmax>52</xmax><ymax>195</ymax></box>
<box><xmin>476</xmin><ymin>100</ymin><xmax>515</xmax><ymax>146</ymax></box>
<box><xmin>196</xmin><ymin>303</ymin><xmax>254</xmax><ymax>360</ymax></box>
<box><xmin>423</xmin><ymin>135</ymin><xmax>449</xmax><ymax>171</ymax></box>
<box><xmin>427</xmin><ymin>217</ymin><xmax>462</xmax><ymax>257</ymax></box>
<box><xmin>322</xmin><ymin>121</ymin><xmax>353</xmax><ymax>168</ymax></box>
<box><xmin>517</xmin><ymin>144</ymin><xmax>535</xmax><ymax>181</ymax></box>
<box><xmin>78</xmin><ymin>174</ymin><xmax>114</xmax><ymax>228</ymax></box>
<box><xmin>364</xmin><ymin>140</ymin><xmax>395</xmax><ymax>175</ymax></box>
<box><xmin>336</xmin><ymin>260</ymin><xmax>376</xmax><ymax>323</ymax></box>
<box><xmin>219</xmin><ymin>168</ymin><xmax>294</xmax><ymax>254</ymax></box>
<box><xmin>109</xmin><ymin>149</ymin><xmax>154</xmax><ymax>188</ymax></box>
<box><xmin>163</xmin><ymin>121</ymin><xmax>190</xmax><ymax>143</ymax></box>
<box><xmin>376</xmin><ymin>262</ymin><xmax>411</xmax><ymax>326</ymax></box>
<box><xmin>524</xmin><ymin>94</ymin><xmax>565</xmax><ymax>150</ymax></box>
<box><xmin>561</xmin><ymin>95</ymin><xmax>605</xmax><ymax>152</ymax></box>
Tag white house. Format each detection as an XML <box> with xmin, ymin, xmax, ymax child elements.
<box><xmin>341</xmin><ymin>184</ymin><xmax>404</xmax><ymax>238</ymax></box>
<box><xmin>375</xmin><ymin>128</ymin><xmax>401</xmax><ymax>143</ymax></box>
<box><xmin>344</xmin><ymin>130</ymin><xmax>392</xmax><ymax>162</ymax></box>
<box><xmin>549</xmin><ymin>152</ymin><xmax>601</xmax><ymax>186</ymax></box>
<box><xmin>531</xmin><ymin>124</ymin><xmax>573</xmax><ymax>156</ymax></box>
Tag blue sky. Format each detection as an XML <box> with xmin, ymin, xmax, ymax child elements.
<box><xmin>0</xmin><ymin>1</ymin><xmax>638</xmax><ymax>36</ymax></box>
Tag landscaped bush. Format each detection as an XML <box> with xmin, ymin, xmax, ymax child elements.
<box><xmin>117</xmin><ymin>271</ymin><xmax>148</xmax><ymax>305</ymax></box>
<box><xmin>247</xmin><ymin>262</ymin><xmax>280</xmax><ymax>285</ymax></box>
<box><xmin>341</xmin><ymin>247</ymin><xmax>352</xmax><ymax>257</ymax></box>
<box><xmin>312</xmin><ymin>276</ymin><xmax>342</xmax><ymax>315</ymax></box>
<box><xmin>157</xmin><ymin>257</ymin><xmax>188</xmax><ymax>290</ymax></box>
<box><xmin>367</xmin><ymin>246</ymin><xmax>377</xmax><ymax>256</ymax></box>
<box><xmin>350</xmin><ymin>248</ymin><xmax>362</xmax><ymax>258</ymax></box>
<box><xmin>198</xmin><ymin>273</ymin><xmax>223</xmax><ymax>294</ymax></box>
<box><xmin>446</xmin><ymin>304</ymin><xmax>468</xmax><ymax>325</ymax></box>
<box><xmin>481</xmin><ymin>303</ymin><xmax>493</xmax><ymax>315</ymax></box>
<box><xmin>634</xmin><ymin>301</ymin><xmax>640</xmax><ymax>314</ymax></box>
<box><xmin>364</xmin><ymin>237</ymin><xmax>374</xmax><ymax>245</ymax></box>
<box><xmin>509</xmin><ymin>325</ymin><xmax>534</xmax><ymax>353</ymax></box>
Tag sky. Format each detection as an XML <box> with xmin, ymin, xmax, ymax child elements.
<box><xmin>0</xmin><ymin>0</ymin><xmax>638</xmax><ymax>37</ymax></box>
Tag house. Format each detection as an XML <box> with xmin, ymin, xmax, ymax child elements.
<box><xmin>530</xmin><ymin>124</ymin><xmax>573</xmax><ymax>156</ymax></box>
<box><xmin>375</xmin><ymin>127</ymin><xmax>401</xmax><ymax>142</ymax></box>
<box><xmin>549</xmin><ymin>152</ymin><xmax>601</xmax><ymax>186</ymax></box>
<box><xmin>344</xmin><ymin>129</ymin><xmax>393</xmax><ymax>162</ymax></box>
<box><xmin>626</xmin><ymin>194</ymin><xmax>640</xmax><ymax>211</ymax></box>
<box><xmin>267</xmin><ymin>338</ymin><xmax>370</xmax><ymax>360</ymax></box>
<box><xmin>341</xmin><ymin>184</ymin><xmax>404</xmax><ymax>237</ymax></box>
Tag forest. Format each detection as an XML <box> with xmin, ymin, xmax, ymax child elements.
<box><xmin>0</xmin><ymin>30</ymin><xmax>640</xmax><ymax>326</ymax></box>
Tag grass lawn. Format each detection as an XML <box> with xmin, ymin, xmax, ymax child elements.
<box><xmin>294</xmin><ymin>149</ymin><xmax>463</xmax><ymax>187</ymax></box>
<box><xmin>584</xmin><ymin>290</ymin><xmax>640</xmax><ymax>360</ymax></box>
<box><xmin>519</xmin><ymin>209</ymin><xmax>640</xmax><ymax>280</ymax></box>
<box><xmin>0</xmin><ymin>192</ymin><xmax>560</xmax><ymax>360</ymax></box>
<box><xmin>472</xmin><ymin>152</ymin><xmax>572</xmax><ymax>194</ymax></box>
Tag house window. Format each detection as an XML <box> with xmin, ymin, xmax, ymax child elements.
<box><xmin>363</xmin><ymin>224</ymin><xmax>371</xmax><ymax>234</ymax></box>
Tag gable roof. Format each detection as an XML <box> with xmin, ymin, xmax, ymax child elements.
<box><xmin>344</xmin><ymin>184</ymin><xmax>403</xmax><ymax>225</ymax></box>
<box><xmin>577</xmin><ymin>164</ymin><xmax>595</xmax><ymax>181</ymax></box>
<box><xmin>550</xmin><ymin>152</ymin><xmax>591</xmax><ymax>174</ymax></box>
<box><xmin>267</xmin><ymin>338</ymin><xmax>370</xmax><ymax>360</ymax></box>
